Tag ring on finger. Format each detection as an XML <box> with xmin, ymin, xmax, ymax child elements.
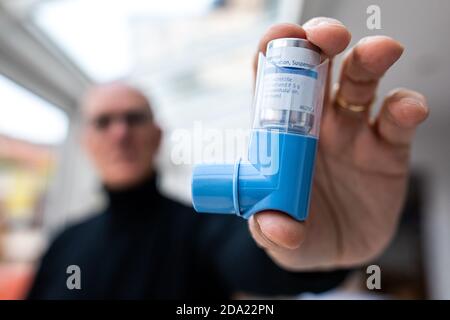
<box><xmin>333</xmin><ymin>84</ymin><xmax>376</xmax><ymax>113</ymax></box>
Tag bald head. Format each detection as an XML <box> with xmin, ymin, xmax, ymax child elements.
<box><xmin>82</xmin><ymin>82</ymin><xmax>151</xmax><ymax>118</ymax></box>
<box><xmin>81</xmin><ymin>82</ymin><xmax>161</xmax><ymax>190</ymax></box>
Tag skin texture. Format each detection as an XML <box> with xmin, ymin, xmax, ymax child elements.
<box><xmin>81</xmin><ymin>83</ymin><xmax>162</xmax><ymax>190</ymax></box>
<box><xmin>248</xmin><ymin>19</ymin><xmax>429</xmax><ymax>270</ymax></box>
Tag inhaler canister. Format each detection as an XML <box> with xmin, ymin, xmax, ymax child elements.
<box><xmin>255</xmin><ymin>38</ymin><xmax>322</xmax><ymax>135</ymax></box>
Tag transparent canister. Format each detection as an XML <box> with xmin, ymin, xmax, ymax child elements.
<box><xmin>253</xmin><ymin>38</ymin><xmax>327</xmax><ymax>137</ymax></box>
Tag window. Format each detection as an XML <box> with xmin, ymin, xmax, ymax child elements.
<box><xmin>0</xmin><ymin>75</ymin><xmax>68</xmax><ymax>298</ymax></box>
<box><xmin>31</xmin><ymin>0</ymin><xmax>280</xmax><ymax>201</ymax></box>
<box><xmin>0</xmin><ymin>75</ymin><xmax>68</xmax><ymax>145</ymax></box>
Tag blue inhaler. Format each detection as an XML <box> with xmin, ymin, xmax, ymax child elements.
<box><xmin>191</xmin><ymin>38</ymin><xmax>328</xmax><ymax>221</ymax></box>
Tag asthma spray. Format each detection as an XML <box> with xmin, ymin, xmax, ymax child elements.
<box><xmin>192</xmin><ymin>38</ymin><xmax>327</xmax><ymax>221</ymax></box>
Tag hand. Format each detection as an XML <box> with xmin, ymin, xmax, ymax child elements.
<box><xmin>248</xmin><ymin>18</ymin><xmax>429</xmax><ymax>270</ymax></box>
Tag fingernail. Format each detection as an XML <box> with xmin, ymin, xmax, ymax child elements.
<box><xmin>254</xmin><ymin>215</ymin><xmax>283</xmax><ymax>248</ymax></box>
<box><xmin>358</xmin><ymin>35</ymin><xmax>385</xmax><ymax>44</ymax></box>
<box><xmin>303</xmin><ymin>17</ymin><xmax>344</xmax><ymax>29</ymax></box>
<box><xmin>358</xmin><ymin>35</ymin><xmax>405</xmax><ymax>51</ymax></box>
<box><xmin>388</xmin><ymin>89</ymin><xmax>428</xmax><ymax>112</ymax></box>
<box><xmin>389</xmin><ymin>97</ymin><xmax>429</xmax><ymax>127</ymax></box>
<box><xmin>399</xmin><ymin>97</ymin><xmax>426</xmax><ymax>111</ymax></box>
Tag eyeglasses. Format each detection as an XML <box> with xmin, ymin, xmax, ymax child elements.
<box><xmin>88</xmin><ymin>110</ymin><xmax>152</xmax><ymax>131</ymax></box>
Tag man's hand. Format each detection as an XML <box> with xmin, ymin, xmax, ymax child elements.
<box><xmin>248</xmin><ymin>18</ymin><xmax>429</xmax><ymax>270</ymax></box>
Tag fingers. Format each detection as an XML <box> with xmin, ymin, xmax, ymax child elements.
<box><xmin>375</xmin><ymin>88</ymin><xmax>429</xmax><ymax>146</ymax></box>
<box><xmin>253</xmin><ymin>19</ymin><xmax>351</xmax><ymax>75</ymax></box>
<box><xmin>336</xmin><ymin>36</ymin><xmax>404</xmax><ymax>111</ymax></box>
<box><xmin>302</xmin><ymin>17</ymin><xmax>351</xmax><ymax>58</ymax></box>
<box><xmin>248</xmin><ymin>211</ymin><xmax>306</xmax><ymax>251</ymax></box>
<box><xmin>303</xmin><ymin>17</ymin><xmax>351</xmax><ymax>106</ymax></box>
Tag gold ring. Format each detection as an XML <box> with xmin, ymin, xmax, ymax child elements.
<box><xmin>334</xmin><ymin>85</ymin><xmax>375</xmax><ymax>113</ymax></box>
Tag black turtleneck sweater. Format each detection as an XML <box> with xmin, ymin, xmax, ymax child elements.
<box><xmin>28</xmin><ymin>175</ymin><xmax>348</xmax><ymax>299</ymax></box>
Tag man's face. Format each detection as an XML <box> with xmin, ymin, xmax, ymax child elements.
<box><xmin>82</xmin><ymin>84</ymin><xmax>161</xmax><ymax>190</ymax></box>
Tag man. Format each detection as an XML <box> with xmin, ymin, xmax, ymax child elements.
<box><xmin>28</xmin><ymin>19</ymin><xmax>428</xmax><ymax>299</ymax></box>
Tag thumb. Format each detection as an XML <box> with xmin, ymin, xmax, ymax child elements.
<box><xmin>249</xmin><ymin>211</ymin><xmax>306</xmax><ymax>250</ymax></box>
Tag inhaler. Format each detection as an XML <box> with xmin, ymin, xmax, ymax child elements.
<box><xmin>191</xmin><ymin>38</ymin><xmax>328</xmax><ymax>221</ymax></box>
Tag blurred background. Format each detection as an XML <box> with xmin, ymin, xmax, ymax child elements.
<box><xmin>0</xmin><ymin>0</ymin><xmax>449</xmax><ymax>299</ymax></box>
